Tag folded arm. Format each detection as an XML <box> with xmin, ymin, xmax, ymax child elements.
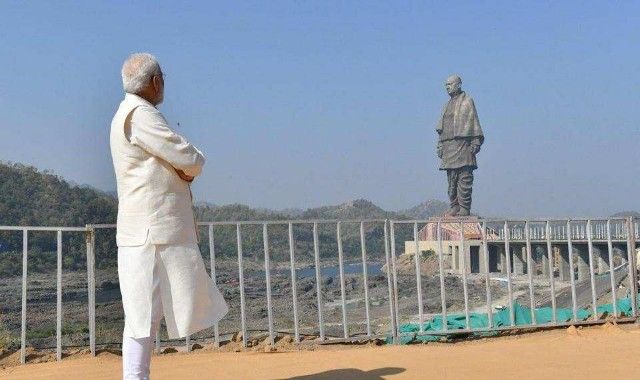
<box><xmin>129</xmin><ymin>105</ymin><xmax>205</xmax><ymax>178</ymax></box>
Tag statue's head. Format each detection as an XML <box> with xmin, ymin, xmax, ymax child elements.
<box><xmin>445</xmin><ymin>75</ymin><xmax>462</xmax><ymax>97</ymax></box>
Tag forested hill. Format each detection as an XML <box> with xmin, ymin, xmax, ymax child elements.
<box><xmin>0</xmin><ymin>162</ymin><xmax>119</xmax><ymax>274</ymax></box>
<box><xmin>1</xmin><ymin>162</ymin><xmax>449</xmax><ymax>226</ymax></box>
<box><xmin>0</xmin><ymin>161</ymin><xmax>449</xmax><ymax>274</ymax></box>
<box><xmin>0</xmin><ymin>162</ymin><xmax>117</xmax><ymax>227</ymax></box>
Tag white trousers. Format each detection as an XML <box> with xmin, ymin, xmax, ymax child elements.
<box><xmin>119</xmin><ymin>234</ymin><xmax>228</xmax><ymax>379</ymax></box>
<box><xmin>122</xmin><ymin>253</ymin><xmax>163</xmax><ymax>380</ymax></box>
<box><xmin>118</xmin><ymin>235</ymin><xmax>228</xmax><ymax>340</ymax></box>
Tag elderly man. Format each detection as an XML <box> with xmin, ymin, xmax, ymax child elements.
<box><xmin>110</xmin><ymin>53</ymin><xmax>228</xmax><ymax>379</ymax></box>
<box><xmin>436</xmin><ymin>75</ymin><xmax>484</xmax><ymax>217</ymax></box>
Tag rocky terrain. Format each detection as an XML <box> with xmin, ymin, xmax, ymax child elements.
<box><xmin>0</xmin><ymin>256</ymin><xmax>510</xmax><ymax>352</ymax></box>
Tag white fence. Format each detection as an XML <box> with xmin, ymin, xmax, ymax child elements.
<box><xmin>2</xmin><ymin>217</ymin><xmax>638</xmax><ymax>364</ymax></box>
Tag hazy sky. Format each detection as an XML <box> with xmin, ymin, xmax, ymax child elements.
<box><xmin>1</xmin><ymin>1</ymin><xmax>639</xmax><ymax>217</ymax></box>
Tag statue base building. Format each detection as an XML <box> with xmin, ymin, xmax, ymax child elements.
<box><xmin>403</xmin><ymin>217</ymin><xmax>493</xmax><ymax>274</ymax></box>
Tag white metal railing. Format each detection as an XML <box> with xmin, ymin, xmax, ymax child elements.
<box><xmin>2</xmin><ymin>217</ymin><xmax>638</xmax><ymax>364</ymax></box>
<box><xmin>0</xmin><ymin>226</ymin><xmax>87</xmax><ymax>364</ymax></box>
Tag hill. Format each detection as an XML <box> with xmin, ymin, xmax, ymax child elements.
<box><xmin>610</xmin><ymin>211</ymin><xmax>640</xmax><ymax>218</ymax></box>
<box><xmin>0</xmin><ymin>161</ymin><xmax>447</xmax><ymax>273</ymax></box>
<box><xmin>194</xmin><ymin>202</ymin><xmax>289</xmax><ymax>222</ymax></box>
<box><xmin>0</xmin><ymin>163</ymin><xmax>117</xmax><ymax>227</ymax></box>
<box><xmin>299</xmin><ymin>199</ymin><xmax>398</xmax><ymax>220</ymax></box>
<box><xmin>0</xmin><ymin>162</ymin><xmax>118</xmax><ymax>274</ymax></box>
<box><xmin>401</xmin><ymin>200</ymin><xmax>448</xmax><ymax>219</ymax></box>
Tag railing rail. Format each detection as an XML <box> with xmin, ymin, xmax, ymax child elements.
<box><xmin>3</xmin><ymin>216</ymin><xmax>639</xmax><ymax>364</ymax></box>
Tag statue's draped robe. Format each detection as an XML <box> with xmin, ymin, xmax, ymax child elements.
<box><xmin>436</xmin><ymin>91</ymin><xmax>484</xmax><ymax>170</ymax></box>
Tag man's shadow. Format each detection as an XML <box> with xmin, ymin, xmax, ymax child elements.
<box><xmin>285</xmin><ymin>367</ymin><xmax>405</xmax><ymax>379</ymax></box>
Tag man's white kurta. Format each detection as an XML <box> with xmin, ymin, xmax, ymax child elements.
<box><xmin>110</xmin><ymin>93</ymin><xmax>228</xmax><ymax>339</ymax></box>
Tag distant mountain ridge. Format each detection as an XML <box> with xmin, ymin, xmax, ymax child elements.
<box><xmin>2</xmin><ymin>161</ymin><xmax>638</xmax><ymax>274</ymax></box>
<box><xmin>0</xmin><ymin>162</ymin><xmax>117</xmax><ymax>227</ymax></box>
<box><xmin>0</xmin><ymin>162</ymin><xmax>119</xmax><ymax>273</ymax></box>
<box><xmin>610</xmin><ymin>211</ymin><xmax>640</xmax><ymax>218</ymax></box>
<box><xmin>401</xmin><ymin>200</ymin><xmax>449</xmax><ymax>219</ymax></box>
<box><xmin>194</xmin><ymin>198</ymin><xmax>443</xmax><ymax>222</ymax></box>
<box><xmin>7</xmin><ymin>161</ymin><xmax>636</xmax><ymax>226</ymax></box>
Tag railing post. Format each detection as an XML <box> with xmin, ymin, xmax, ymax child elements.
<box><xmin>56</xmin><ymin>230</ymin><xmax>63</xmax><ymax>361</ymax></box>
<box><xmin>359</xmin><ymin>222</ymin><xmax>372</xmax><ymax>337</ymax></box>
<box><xmin>383</xmin><ymin>220</ymin><xmax>398</xmax><ymax>344</ymax></box>
<box><xmin>85</xmin><ymin>226</ymin><xmax>96</xmax><ymax>356</ymax></box>
<box><xmin>586</xmin><ymin>220</ymin><xmax>598</xmax><ymax>320</ymax></box>
<box><xmin>389</xmin><ymin>222</ymin><xmax>400</xmax><ymax>340</ymax></box>
<box><xmin>236</xmin><ymin>224</ymin><xmax>248</xmax><ymax>347</ymax></box>
<box><xmin>312</xmin><ymin>222</ymin><xmax>325</xmax><ymax>340</ymax></box>
<box><xmin>545</xmin><ymin>221</ymin><xmax>557</xmax><ymax>324</ymax></box>
<box><xmin>436</xmin><ymin>221</ymin><xmax>448</xmax><ymax>331</ymax></box>
<box><xmin>626</xmin><ymin>217</ymin><xmax>638</xmax><ymax>317</ymax></box>
<box><xmin>20</xmin><ymin>229</ymin><xmax>28</xmax><ymax>365</ymax></box>
<box><xmin>208</xmin><ymin>224</ymin><xmax>220</xmax><ymax>347</ymax></box>
<box><xmin>503</xmin><ymin>222</ymin><xmax>514</xmax><ymax>326</ymax></box>
<box><xmin>413</xmin><ymin>223</ymin><xmax>424</xmax><ymax>332</ymax></box>
<box><xmin>567</xmin><ymin>220</ymin><xmax>578</xmax><ymax>322</ymax></box>
<box><xmin>336</xmin><ymin>222</ymin><xmax>348</xmax><ymax>339</ymax></box>
<box><xmin>263</xmin><ymin>223</ymin><xmax>275</xmax><ymax>346</ymax></box>
<box><xmin>524</xmin><ymin>221</ymin><xmax>536</xmax><ymax>324</ymax></box>
<box><xmin>606</xmin><ymin>220</ymin><xmax>618</xmax><ymax>317</ymax></box>
<box><xmin>459</xmin><ymin>221</ymin><xmax>470</xmax><ymax>330</ymax></box>
<box><xmin>288</xmin><ymin>223</ymin><xmax>300</xmax><ymax>343</ymax></box>
<box><xmin>481</xmin><ymin>221</ymin><xmax>493</xmax><ymax>328</ymax></box>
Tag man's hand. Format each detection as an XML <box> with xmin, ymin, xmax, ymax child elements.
<box><xmin>175</xmin><ymin>169</ymin><xmax>194</xmax><ymax>182</ymax></box>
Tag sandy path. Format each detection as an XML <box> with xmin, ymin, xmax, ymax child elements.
<box><xmin>2</xmin><ymin>323</ymin><xmax>640</xmax><ymax>379</ymax></box>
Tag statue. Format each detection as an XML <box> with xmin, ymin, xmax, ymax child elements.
<box><xmin>436</xmin><ymin>75</ymin><xmax>484</xmax><ymax>217</ymax></box>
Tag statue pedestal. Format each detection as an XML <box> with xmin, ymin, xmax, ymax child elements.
<box><xmin>427</xmin><ymin>215</ymin><xmax>481</xmax><ymax>223</ymax></box>
<box><xmin>418</xmin><ymin>216</ymin><xmax>484</xmax><ymax>274</ymax></box>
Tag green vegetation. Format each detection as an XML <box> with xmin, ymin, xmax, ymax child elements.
<box><xmin>0</xmin><ymin>314</ymin><xmax>11</xmax><ymax>350</ymax></box>
<box><xmin>0</xmin><ymin>162</ymin><xmax>116</xmax><ymax>273</ymax></box>
<box><xmin>25</xmin><ymin>323</ymin><xmax>89</xmax><ymax>340</ymax></box>
<box><xmin>0</xmin><ymin>333</ymin><xmax>7</xmax><ymax>350</ymax></box>
<box><xmin>0</xmin><ymin>161</ymin><xmax>448</xmax><ymax>274</ymax></box>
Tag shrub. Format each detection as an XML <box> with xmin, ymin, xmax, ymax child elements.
<box><xmin>0</xmin><ymin>315</ymin><xmax>10</xmax><ymax>350</ymax></box>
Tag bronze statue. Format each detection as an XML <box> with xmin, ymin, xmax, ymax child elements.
<box><xmin>436</xmin><ymin>75</ymin><xmax>484</xmax><ymax>217</ymax></box>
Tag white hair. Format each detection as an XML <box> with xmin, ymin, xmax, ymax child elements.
<box><xmin>121</xmin><ymin>53</ymin><xmax>161</xmax><ymax>94</ymax></box>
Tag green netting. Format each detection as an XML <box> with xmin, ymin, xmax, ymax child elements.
<box><xmin>390</xmin><ymin>295</ymin><xmax>639</xmax><ymax>344</ymax></box>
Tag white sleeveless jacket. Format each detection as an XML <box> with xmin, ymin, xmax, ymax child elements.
<box><xmin>110</xmin><ymin>93</ymin><xmax>204</xmax><ymax>247</ymax></box>
<box><xmin>110</xmin><ymin>93</ymin><xmax>228</xmax><ymax>339</ymax></box>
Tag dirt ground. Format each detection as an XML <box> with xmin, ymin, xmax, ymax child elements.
<box><xmin>2</xmin><ymin>323</ymin><xmax>640</xmax><ymax>379</ymax></box>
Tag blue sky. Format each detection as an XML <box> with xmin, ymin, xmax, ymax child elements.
<box><xmin>1</xmin><ymin>1</ymin><xmax>639</xmax><ymax>217</ymax></box>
